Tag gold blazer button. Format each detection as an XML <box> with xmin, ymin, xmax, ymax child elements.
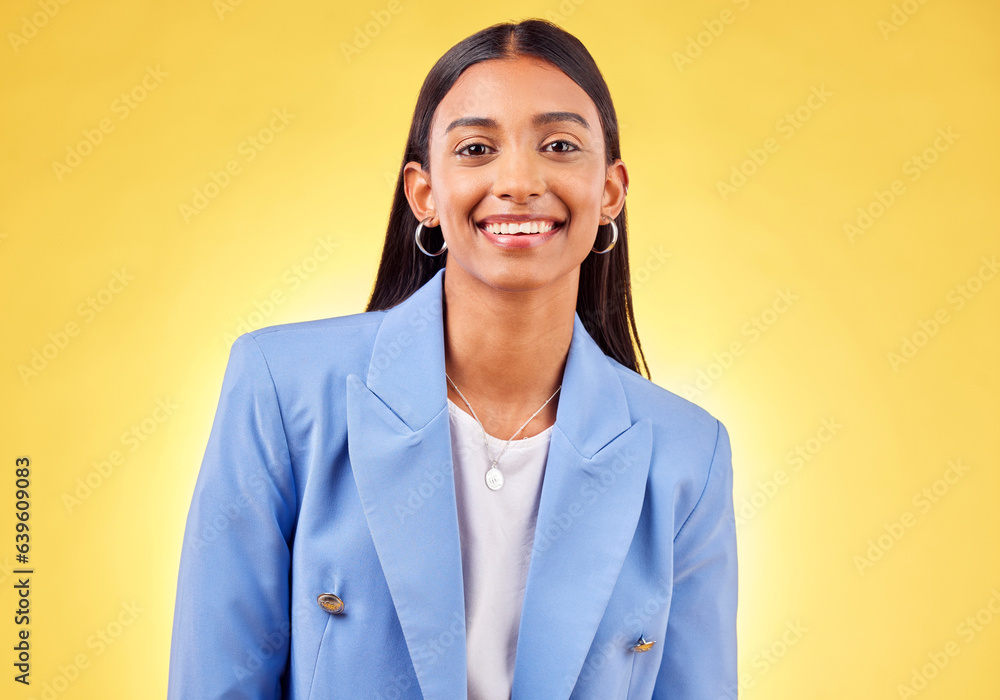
<box><xmin>631</xmin><ymin>636</ymin><xmax>656</xmax><ymax>652</ymax></box>
<box><xmin>317</xmin><ymin>593</ymin><xmax>345</xmax><ymax>614</ymax></box>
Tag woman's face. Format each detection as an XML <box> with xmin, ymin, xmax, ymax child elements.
<box><xmin>405</xmin><ymin>55</ymin><xmax>627</xmax><ymax>293</ymax></box>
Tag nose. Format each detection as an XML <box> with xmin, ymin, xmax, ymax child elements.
<box><xmin>490</xmin><ymin>147</ymin><xmax>546</xmax><ymax>203</ymax></box>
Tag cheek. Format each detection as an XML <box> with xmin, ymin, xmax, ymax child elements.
<box><xmin>557</xmin><ymin>171</ymin><xmax>604</xmax><ymax>206</ymax></box>
<box><xmin>553</xmin><ymin>184</ymin><xmax>603</xmax><ymax>232</ymax></box>
<box><xmin>440</xmin><ymin>179</ymin><xmax>490</xmax><ymax>220</ymax></box>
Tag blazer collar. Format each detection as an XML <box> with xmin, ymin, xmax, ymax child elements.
<box><xmin>346</xmin><ymin>267</ymin><xmax>653</xmax><ymax>699</ymax></box>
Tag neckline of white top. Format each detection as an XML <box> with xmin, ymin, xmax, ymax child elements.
<box><xmin>446</xmin><ymin>397</ymin><xmax>555</xmax><ymax>450</ymax></box>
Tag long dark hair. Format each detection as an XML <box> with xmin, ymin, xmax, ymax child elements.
<box><xmin>365</xmin><ymin>18</ymin><xmax>650</xmax><ymax>380</ymax></box>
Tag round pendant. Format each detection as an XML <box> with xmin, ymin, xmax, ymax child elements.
<box><xmin>485</xmin><ymin>467</ymin><xmax>504</xmax><ymax>491</ymax></box>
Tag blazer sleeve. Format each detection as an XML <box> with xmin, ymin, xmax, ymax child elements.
<box><xmin>653</xmin><ymin>418</ymin><xmax>738</xmax><ymax>699</ymax></box>
<box><xmin>168</xmin><ymin>333</ymin><xmax>297</xmax><ymax>699</ymax></box>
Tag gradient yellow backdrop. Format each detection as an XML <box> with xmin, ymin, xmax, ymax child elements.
<box><xmin>2</xmin><ymin>0</ymin><xmax>998</xmax><ymax>697</ymax></box>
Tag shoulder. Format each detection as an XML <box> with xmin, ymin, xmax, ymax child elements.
<box><xmin>609</xmin><ymin>360</ymin><xmax>727</xmax><ymax>459</ymax></box>
<box><xmin>249</xmin><ymin>309</ymin><xmax>386</xmax><ymax>344</ymax></box>
<box><xmin>243</xmin><ymin>309</ymin><xmax>386</xmax><ymax>354</ymax></box>
<box><xmin>226</xmin><ymin>309</ymin><xmax>388</xmax><ymax>382</ymax></box>
<box><xmin>608</xmin><ymin>360</ymin><xmax>734</xmax><ymax>536</ymax></box>
<box><xmin>610</xmin><ymin>360</ymin><xmax>723</xmax><ymax>435</ymax></box>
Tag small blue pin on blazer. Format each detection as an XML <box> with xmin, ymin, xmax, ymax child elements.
<box><xmin>167</xmin><ymin>267</ymin><xmax>738</xmax><ymax>699</ymax></box>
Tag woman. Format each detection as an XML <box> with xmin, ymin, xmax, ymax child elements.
<box><xmin>168</xmin><ymin>18</ymin><xmax>737</xmax><ymax>700</ymax></box>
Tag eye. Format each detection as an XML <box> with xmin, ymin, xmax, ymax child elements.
<box><xmin>455</xmin><ymin>142</ymin><xmax>494</xmax><ymax>157</ymax></box>
<box><xmin>544</xmin><ymin>140</ymin><xmax>579</xmax><ymax>153</ymax></box>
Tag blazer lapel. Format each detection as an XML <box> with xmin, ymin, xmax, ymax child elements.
<box><xmin>510</xmin><ymin>313</ymin><xmax>653</xmax><ymax>700</ymax></box>
<box><xmin>346</xmin><ymin>268</ymin><xmax>466</xmax><ymax>700</ymax></box>
<box><xmin>346</xmin><ymin>267</ymin><xmax>653</xmax><ymax>700</ymax></box>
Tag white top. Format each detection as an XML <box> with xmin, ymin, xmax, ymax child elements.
<box><xmin>447</xmin><ymin>397</ymin><xmax>554</xmax><ymax>700</ymax></box>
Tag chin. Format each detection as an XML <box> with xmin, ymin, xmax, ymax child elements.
<box><xmin>458</xmin><ymin>259</ymin><xmax>579</xmax><ymax>296</ymax></box>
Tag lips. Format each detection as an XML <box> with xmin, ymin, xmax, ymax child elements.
<box><xmin>475</xmin><ymin>218</ymin><xmax>565</xmax><ymax>250</ymax></box>
<box><xmin>477</xmin><ymin>221</ymin><xmax>564</xmax><ymax>235</ymax></box>
<box><xmin>475</xmin><ymin>217</ymin><xmax>566</xmax><ymax>236</ymax></box>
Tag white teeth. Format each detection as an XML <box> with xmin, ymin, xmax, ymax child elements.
<box><xmin>482</xmin><ymin>221</ymin><xmax>557</xmax><ymax>234</ymax></box>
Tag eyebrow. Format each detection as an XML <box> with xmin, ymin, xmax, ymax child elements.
<box><xmin>444</xmin><ymin>111</ymin><xmax>591</xmax><ymax>134</ymax></box>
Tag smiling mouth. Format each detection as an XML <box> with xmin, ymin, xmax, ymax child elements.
<box><xmin>476</xmin><ymin>220</ymin><xmax>565</xmax><ymax>235</ymax></box>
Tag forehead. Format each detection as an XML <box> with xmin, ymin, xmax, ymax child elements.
<box><xmin>431</xmin><ymin>56</ymin><xmax>599</xmax><ymax>137</ymax></box>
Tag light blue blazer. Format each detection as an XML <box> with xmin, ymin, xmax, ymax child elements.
<box><xmin>168</xmin><ymin>267</ymin><xmax>737</xmax><ymax>699</ymax></box>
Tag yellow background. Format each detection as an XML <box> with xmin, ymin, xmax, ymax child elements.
<box><xmin>2</xmin><ymin>0</ymin><xmax>998</xmax><ymax>697</ymax></box>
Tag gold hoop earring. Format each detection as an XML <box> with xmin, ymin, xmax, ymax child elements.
<box><xmin>592</xmin><ymin>217</ymin><xmax>618</xmax><ymax>254</ymax></box>
<box><xmin>415</xmin><ymin>216</ymin><xmax>447</xmax><ymax>256</ymax></box>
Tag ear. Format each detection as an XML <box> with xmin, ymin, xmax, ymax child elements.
<box><xmin>403</xmin><ymin>161</ymin><xmax>438</xmax><ymax>225</ymax></box>
<box><xmin>601</xmin><ymin>159</ymin><xmax>629</xmax><ymax>221</ymax></box>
